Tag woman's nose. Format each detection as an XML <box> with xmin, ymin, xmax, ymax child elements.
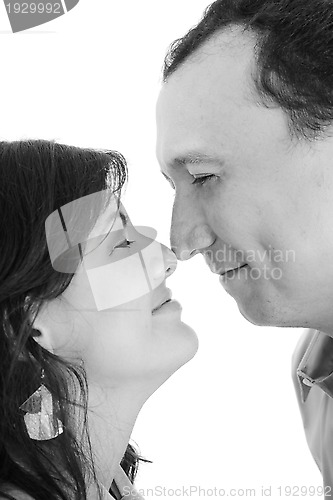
<box><xmin>148</xmin><ymin>242</ymin><xmax>177</xmax><ymax>284</ymax></box>
<box><xmin>163</xmin><ymin>244</ymin><xmax>177</xmax><ymax>279</ymax></box>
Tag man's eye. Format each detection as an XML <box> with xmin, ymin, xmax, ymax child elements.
<box><xmin>191</xmin><ymin>174</ymin><xmax>217</xmax><ymax>186</ymax></box>
<box><xmin>109</xmin><ymin>239</ymin><xmax>134</xmax><ymax>255</ymax></box>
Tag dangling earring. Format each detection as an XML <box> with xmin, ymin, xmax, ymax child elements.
<box><xmin>19</xmin><ymin>368</ymin><xmax>64</xmax><ymax>441</ymax></box>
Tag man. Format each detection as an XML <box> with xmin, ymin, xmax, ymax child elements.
<box><xmin>156</xmin><ymin>0</ymin><xmax>333</xmax><ymax>494</ymax></box>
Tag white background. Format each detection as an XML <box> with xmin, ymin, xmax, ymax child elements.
<box><xmin>0</xmin><ymin>1</ymin><xmax>324</xmax><ymax>499</ymax></box>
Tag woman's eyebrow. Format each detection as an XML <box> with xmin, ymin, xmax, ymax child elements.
<box><xmin>119</xmin><ymin>210</ymin><xmax>129</xmax><ymax>228</ymax></box>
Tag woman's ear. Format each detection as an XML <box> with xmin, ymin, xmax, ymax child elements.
<box><xmin>31</xmin><ymin>307</ymin><xmax>55</xmax><ymax>354</ymax></box>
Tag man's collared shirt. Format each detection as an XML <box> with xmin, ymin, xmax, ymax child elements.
<box><xmin>292</xmin><ymin>328</ymin><xmax>333</xmax><ymax>498</ymax></box>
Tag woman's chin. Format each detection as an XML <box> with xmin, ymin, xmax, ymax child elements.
<box><xmin>168</xmin><ymin>322</ymin><xmax>199</xmax><ymax>367</ymax></box>
<box><xmin>149</xmin><ymin>335</ymin><xmax>199</xmax><ymax>392</ymax></box>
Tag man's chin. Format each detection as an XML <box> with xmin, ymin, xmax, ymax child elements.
<box><xmin>219</xmin><ymin>274</ymin><xmax>298</xmax><ymax>327</ymax></box>
<box><xmin>238</xmin><ymin>305</ymin><xmax>270</xmax><ymax>326</ymax></box>
<box><xmin>236</xmin><ymin>299</ymin><xmax>283</xmax><ymax>327</ymax></box>
<box><xmin>237</xmin><ymin>302</ymin><xmax>303</xmax><ymax>328</ymax></box>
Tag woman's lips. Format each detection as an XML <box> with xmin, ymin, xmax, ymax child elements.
<box><xmin>152</xmin><ymin>299</ymin><xmax>182</xmax><ymax>315</ymax></box>
<box><xmin>151</xmin><ymin>288</ymin><xmax>172</xmax><ymax>313</ymax></box>
<box><xmin>152</xmin><ymin>298</ymin><xmax>172</xmax><ymax>313</ymax></box>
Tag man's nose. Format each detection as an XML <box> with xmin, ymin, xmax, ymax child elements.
<box><xmin>170</xmin><ymin>198</ymin><xmax>215</xmax><ymax>261</ymax></box>
<box><xmin>171</xmin><ymin>224</ymin><xmax>216</xmax><ymax>260</ymax></box>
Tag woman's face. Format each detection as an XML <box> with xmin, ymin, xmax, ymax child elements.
<box><xmin>37</xmin><ymin>197</ymin><xmax>198</xmax><ymax>393</ymax></box>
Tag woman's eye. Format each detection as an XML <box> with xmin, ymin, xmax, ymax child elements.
<box><xmin>109</xmin><ymin>239</ymin><xmax>134</xmax><ymax>255</ymax></box>
<box><xmin>162</xmin><ymin>172</ymin><xmax>176</xmax><ymax>190</ymax></box>
<box><xmin>191</xmin><ymin>174</ymin><xmax>217</xmax><ymax>186</ymax></box>
<box><xmin>167</xmin><ymin>178</ymin><xmax>176</xmax><ymax>190</ymax></box>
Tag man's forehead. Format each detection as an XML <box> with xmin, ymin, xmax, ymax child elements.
<box><xmin>157</xmin><ymin>26</ymin><xmax>256</xmax><ymax>111</ymax></box>
<box><xmin>156</xmin><ymin>28</ymin><xmax>258</xmax><ymax>167</ymax></box>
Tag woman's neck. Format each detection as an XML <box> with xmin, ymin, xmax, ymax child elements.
<box><xmin>85</xmin><ymin>383</ymin><xmax>145</xmax><ymax>492</ymax></box>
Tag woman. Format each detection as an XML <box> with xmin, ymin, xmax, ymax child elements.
<box><xmin>0</xmin><ymin>140</ymin><xmax>198</xmax><ymax>500</ymax></box>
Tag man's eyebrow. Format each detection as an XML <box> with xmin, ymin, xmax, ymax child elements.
<box><xmin>171</xmin><ymin>152</ymin><xmax>225</xmax><ymax>168</ymax></box>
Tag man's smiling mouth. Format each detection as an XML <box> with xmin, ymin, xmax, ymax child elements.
<box><xmin>219</xmin><ymin>264</ymin><xmax>248</xmax><ymax>276</ymax></box>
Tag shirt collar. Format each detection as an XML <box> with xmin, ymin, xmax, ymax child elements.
<box><xmin>297</xmin><ymin>330</ymin><xmax>333</xmax><ymax>403</ymax></box>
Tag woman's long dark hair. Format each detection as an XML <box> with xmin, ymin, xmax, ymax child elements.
<box><xmin>0</xmin><ymin>140</ymin><xmax>148</xmax><ymax>500</ymax></box>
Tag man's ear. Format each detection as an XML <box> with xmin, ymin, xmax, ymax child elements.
<box><xmin>31</xmin><ymin>306</ymin><xmax>55</xmax><ymax>354</ymax></box>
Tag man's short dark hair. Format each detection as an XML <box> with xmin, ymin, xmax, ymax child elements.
<box><xmin>163</xmin><ymin>0</ymin><xmax>333</xmax><ymax>141</ymax></box>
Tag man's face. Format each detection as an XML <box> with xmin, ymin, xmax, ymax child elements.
<box><xmin>156</xmin><ymin>28</ymin><xmax>333</xmax><ymax>332</ymax></box>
